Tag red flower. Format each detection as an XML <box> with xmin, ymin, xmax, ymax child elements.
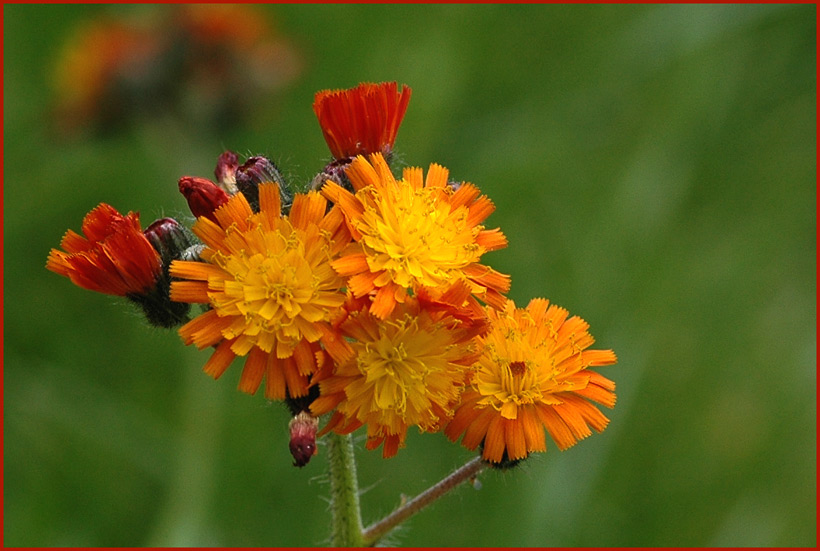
<box><xmin>47</xmin><ymin>204</ymin><xmax>161</xmax><ymax>296</ymax></box>
<box><xmin>313</xmin><ymin>81</ymin><xmax>412</xmax><ymax>159</ymax></box>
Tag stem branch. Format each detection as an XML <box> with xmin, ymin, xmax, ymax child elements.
<box><xmin>362</xmin><ymin>455</ymin><xmax>487</xmax><ymax>546</ymax></box>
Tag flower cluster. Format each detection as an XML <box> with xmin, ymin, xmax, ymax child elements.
<box><xmin>48</xmin><ymin>81</ymin><xmax>616</xmax><ymax>466</ymax></box>
<box><xmin>51</xmin><ymin>4</ymin><xmax>303</xmax><ymax>137</ymax></box>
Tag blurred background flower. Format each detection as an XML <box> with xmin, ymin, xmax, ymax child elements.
<box><xmin>4</xmin><ymin>3</ymin><xmax>815</xmax><ymax>547</ymax></box>
<box><xmin>51</xmin><ymin>4</ymin><xmax>303</xmax><ymax>138</ymax></box>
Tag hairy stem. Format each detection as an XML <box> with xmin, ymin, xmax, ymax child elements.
<box><xmin>326</xmin><ymin>432</ymin><xmax>364</xmax><ymax>546</ymax></box>
<box><xmin>362</xmin><ymin>455</ymin><xmax>487</xmax><ymax>546</ymax></box>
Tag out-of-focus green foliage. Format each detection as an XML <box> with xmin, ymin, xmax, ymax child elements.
<box><xmin>4</xmin><ymin>4</ymin><xmax>815</xmax><ymax>547</ymax></box>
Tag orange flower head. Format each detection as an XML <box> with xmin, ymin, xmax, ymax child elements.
<box><xmin>310</xmin><ymin>298</ymin><xmax>481</xmax><ymax>458</ymax></box>
<box><xmin>169</xmin><ymin>184</ymin><xmax>351</xmax><ymax>400</ymax></box>
<box><xmin>321</xmin><ymin>153</ymin><xmax>510</xmax><ymax>319</ymax></box>
<box><xmin>47</xmin><ymin>203</ymin><xmax>162</xmax><ymax>296</ymax></box>
<box><xmin>445</xmin><ymin>298</ymin><xmax>617</xmax><ymax>464</ymax></box>
<box><xmin>313</xmin><ymin>82</ymin><xmax>412</xmax><ymax>159</ymax></box>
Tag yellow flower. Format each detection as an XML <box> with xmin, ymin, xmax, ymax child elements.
<box><xmin>321</xmin><ymin>153</ymin><xmax>509</xmax><ymax>319</ymax></box>
<box><xmin>445</xmin><ymin>298</ymin><xmax>617</xmax><ymax>464</ymax></box>
<box><xmin>310</xmin><ymin>297</ymin><xmax>481</xmax><ymax>458</ymax></box>
<box><xmin>169</xmin><ymin>184</ymin><xmax>351</xmax><ymax>399</ymax></box>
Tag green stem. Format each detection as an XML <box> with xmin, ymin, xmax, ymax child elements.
<box><xmin>326</xmin><ymin>432</ymin><xmax>365</xmax><ymax>547</ymax></box>
<box><xmin>362</xmin><ymin>455</ymin><xmax>487</xmax><ymax>547</ymax></box>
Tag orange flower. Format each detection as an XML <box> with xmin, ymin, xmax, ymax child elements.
<box><xmin>311</xmin><ymin>297</ymin><xmax>481</xmax><ymax>458</ymax></box>
<box><xmin>169</xmin><ymin>184</ymin><xmax>351</xmax><ymax>400</ymax></box>
<box><xmin>313</xmin><ymin>82</ymin><xmax>412</xmax><ymax>159</ymax></box>
<box><xmin>445</xmin><ymin>298</ymin><xmax>617</xmax><ymax>464</ymax></box>
<box><xmin>321</xmin><ymin>153</ymin><xmax>509</xmax><ymax>319</ymax></box>
<box><xmin>47</xmin><ymin>204</ymin><xmax>161</xmax><ymax>296</ymax></box>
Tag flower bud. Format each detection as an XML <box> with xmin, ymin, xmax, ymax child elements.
<box><xmin>214</xmin><ymin>150</ymin><xmax>239</xmax><ymax>194</ymax></box>
<box><xmin>309</xmin><ymin>157</ymin><xmax>352</xmax><ymax>192</ymax></box>
<box><xmin>235</xmin><ymin>155</ymin><xmax>290</xmax><ymax>213</ymax></box>
<box><xmin>143</xmin><ymin>217</ymin><xmax>193</xmax><ymax>265</ymax></box>
<box><xmin>178</xmin><ymin>176</ymin><xmax>230</xmax><ymax>222</ymax></box>
<box><xmin>132</xmin><ymin>216</ymin><xmax>194</xmax><ymax>328</ymax></box>
<box><xmin>288</xmin><ymin>411</ymin><xmax>319</xmax><ymax>468</ymax></box>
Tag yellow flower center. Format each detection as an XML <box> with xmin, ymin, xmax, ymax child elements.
<box><xmin>205</xmin><ymin>222</ymin><xmax>344</xmax><ymax>356</ymax></box>
<box><xmin>357</xmin><ymin>183</ymin><xmax>482</xmax><ymax>288</ymax></box>
<box><xmin>474</xmin><ymin>308</ymin><xmax>587</xmax><ymax>419</ymax></box>
<box><xmin>345</xmin><ymin>311</ymin><xmax>466</xmax><ymax>431</ymax></box>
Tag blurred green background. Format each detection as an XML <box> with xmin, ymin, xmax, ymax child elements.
<box><xmin>4</xmin><ymin>3</ymin><xmax>816</xmax><ymax>547</ymax></box>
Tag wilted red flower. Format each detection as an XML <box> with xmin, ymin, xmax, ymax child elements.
<box><xmin>47</xmin><ymin>204</ymin><xmax>161</xmax><ymax>296</ymax></box>
<box><xmin>313</xmin><ymin>81</ymin><xmax>412</xmax><ymax>160</ymax></box>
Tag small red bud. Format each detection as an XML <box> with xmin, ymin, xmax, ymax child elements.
<box><xmin>178</xmin><ymin>176</ymin><xmax>230</xmax><ymax>222</ymax></box>
<box><xmin>288</xmin><ymin>411</ymin><xmax>319</xmax><ymax>468</ymax></box>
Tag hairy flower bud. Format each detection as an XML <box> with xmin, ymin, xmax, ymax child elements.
<box><xmin>178</xmin><ymin>176</ymin><xmax>230</xmax><ymax>222</ymax></box>
<box><xmin>143</xmin><ymin>217</ymin><xmax>193</xmax><ymax>265</ymax></box>
<box><xmin>288</xmin><ymin>411</ymin><xmax>319</xmax><ymax>468</ymax></box>
<box><xmin>235</xmin><ymin>155</ymin><xmax>290</xmax><ymax>213</ymax></box>
<box><xmin>133</xmin><ymin>216</ymin><xmax>194</xmax><ymax>328</ymax></box>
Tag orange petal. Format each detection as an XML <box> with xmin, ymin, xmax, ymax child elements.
<box><xmin>482</xmin><ymin>415</ymin><xmax>507</xmax><ymax>463</ymax></box>
<box><xmin>520</xmin><ymin>406</ymin><xmax>547</xmax><ymax>453</ymax></box>
<box><xmin>424</xmin><ymin>163</ymin><xmax>449</xmax><ymax>189</ymax></box>
<box><xmin>264</xmin><ymin>355</ymin><xmax>287</xmax><ymax>400</ymax></box>
<box><xmin>505</xmin><ymin>417</ymin><xmax>528</xmax><ymax>461</ymax></box>
<box><xmin>257</xmin><ymin>183</ymin><xmax>282</xmax><ymax>217</ymax></box>
<box><xmin>290</xmin><ymin>191</ymin><xmax>327</xmax><ymax>230</ymax></box>
<box><xmin>238</xmin><ymin>346</ymin><xmax>267</xmax><ymax>395</ymax></box>
<box><xmin>178</xmin><ymin>309</ymin><xmax>232</xmax><ymax>349</ymax></box>
<box><xmin>461</xmin><ymin>406</ymin><xmax>496</xmax><ymax>450</ymax></box>
<box><xmin>449</xmin><ymin>182</ymin><xmax>480</xmax><ymax>209</ymax></box>
<box><xmin>535</xmin><ymin>403</ymin><xmax>576</xmax><ymax>451</ymax></box>
<box><xmin>203</xmin><ymin>339</ymin><xmax>236</xmax><ymax>379</ymax></box>
<box><xmin>345</xmin><ymin>155</ymin><xmax>382</xmax><ymax>191</ymax></box>
<box><xmin>475</xmin><ymin>228</ymin><xmax>508</xmax><ymax>252</ymax></box>
<box><xmin>332</xmin><ymin>253</ymin><xmax>370</xmax><ymax>276</ymax></box>
<box><xmin>466</xmin><ymin>195</ymin><xmax>496</xmax><ymax>227</ymax></box>
<box><xmin>369</xmin><ymin>284</ymin><xmax>397</xmax><ymax>319</ymax></box>
<box><xmin>169</xmin><ymin>281</ymin><xmax>210</xmax><ymax>303</ymax></box>
<box><xmin>213</xmin><ymin>191</ymin><xmax>253</xmax><ymax>231</ymax></box>
<box><xmin>283</xmin><ymin>356</ymin><xmax>310</xmax><ymax>398</ymax></box>
<box><xmin>552</xmin><ymin>401</ymin><xmax>593</xmax><ymax>442</ymax></box>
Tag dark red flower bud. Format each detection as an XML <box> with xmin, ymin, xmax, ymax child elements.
<box><xmin>139</xmin><ymin>216</ymin><xmax>193</xmax><ymax>328</ymax></box>
<box><xmin>178</xmin><ymin>176</ymin><xmax>230</xmax><ymax>222</ymax></box>
<box><xmin>214</xmin><ymin>150</ymin><xmax>239</xmax><ymax>193</ymax></box>
<box><xmin>143</xmin><ymin>217</ymin><xmax>192</xmax><ymax>262</ymax></box>
<box><xmin>288</xmin><ymin>411</ymin><xmax>319</xmax><ymax>468</ymax></box>
<box><xmin>235</xmin><ymin>155</ymin><xmax>289</xmax><ymax>212</ymax></box>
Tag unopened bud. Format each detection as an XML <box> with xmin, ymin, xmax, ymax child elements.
<box><xmin>214</xmin><ymin>150</ymin><xmax>239</xmax><ymax>194</ymax></box>
<box><xmin>179</xmin><ymin>176</ymin><xmax>230</xmax><ymax>222</ymax></box>
<box><xmin>143</xmin><ymin>217</ymin><xmax>193</xmax><ymax>265</ymax></box>
<box><xmin>310</xmin><ymin>157</ymin><xmax>352</xmax><ymax>192</ymax></box>
<box><xmin>288</xmin><ymin>411</ymin><xmax>319</xmax><ymax>468</ymax></box>
<box><xmin>135</xmin><ymin>217</ymin><xmax>194</xmax><ymax>328</ymax></box>
<box><xmin>235</xmin><ymin>155</ymin><xmax>290</xmax><ymax>213</ymax></box>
